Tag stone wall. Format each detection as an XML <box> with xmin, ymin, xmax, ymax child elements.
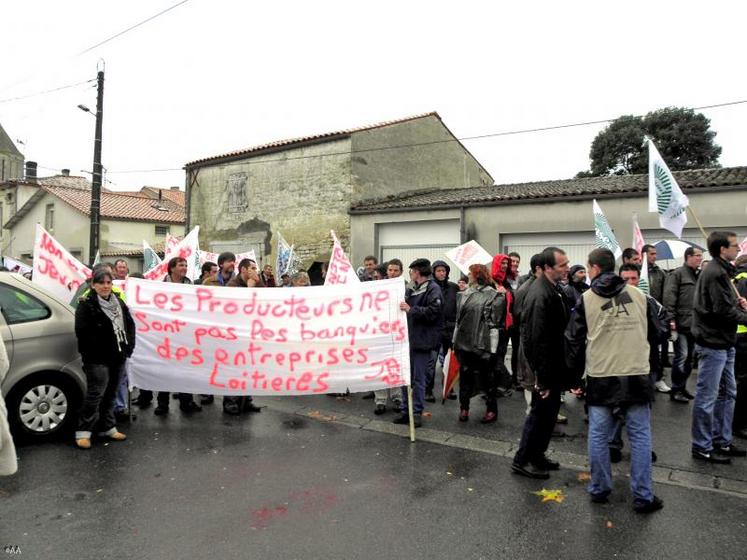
<box><xmin>188</xmin><ymin>138</ymin><xmax>353</xmax><ymax>267</ymax></box>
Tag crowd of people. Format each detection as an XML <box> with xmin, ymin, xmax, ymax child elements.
<box><xmin>39</xmin><ymin>232</ymin><xmax>747</xmax><ymax>513</ymax></box>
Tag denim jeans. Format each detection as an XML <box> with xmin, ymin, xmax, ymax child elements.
<box><xmin>671</xmin><ymin>332</ymin><xmax>695</xmax><ymax>393</ymax></box>
<box><xmin>400</xmin><ymin>349</ymin><xmax>430</xmax><ymax>415</ymax></box>
<box><xmin>76</xmin><ymin>362</ymin><xmax>125</xmax><ymax>439</ymax></box>
<box><xmin>114</xmin><ymin>361</ymin><xmax>129</xmax><ymax>412</ymax></box>
<box><xmin>588</xmin><ymin>404</ymin><xmax>653</xmax><ymax>502</ymax></box>
<box><xmin>691</xmin><ymin>345</ymin><xmax>737</xmax><ymax>452</ymax></box>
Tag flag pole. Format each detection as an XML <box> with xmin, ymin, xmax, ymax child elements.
<box><xmin>407</xmin><ymin>385</ymin><xmax>416</xmax><ymax>442</ymax></box>
<box><xmin>687</xmin><ymin>206</ymin><xmax>709</xmax><ymax>240</ymax></box>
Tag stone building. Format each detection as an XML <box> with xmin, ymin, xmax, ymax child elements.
<box><xmin>349</xmin><ymin>166</ymin><xmax>747</xmax><ymax>272</ymax></box>
<box><xmin>184</xmin><ymin>112</ymin><xmax>493</xmax><ymax>269</ymax></box>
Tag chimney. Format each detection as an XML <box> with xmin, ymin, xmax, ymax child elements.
<box><xmin>158</xmin><ymin>189</ymin><xmax>163</xmax><ymax>201</ymax></box>
<box><xmin>25</xmin><ymin>161</ymin><xmax>37</xmax><ymax>183</ymax></box>
<box><xmin>61</xmin><ymin>169</ymin><xmax>70</xmax><ymax>176</ymax></box>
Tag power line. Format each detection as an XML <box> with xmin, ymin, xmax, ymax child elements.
<box><xmin>0</xmin><ymin>79</ymin><xmax>95</xmax><ymax>104</ymax></box>
<box><xmin>106</xmin><ymin>98</ymin><xmax>747</xmax><ymax>175</ymax></box>
<box><xmin>79</xmin><ymin>0</ymin><xmax>191</xmax><ymax>55</ymax></box>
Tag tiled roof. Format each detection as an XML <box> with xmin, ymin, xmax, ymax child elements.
<box><xmin>37</xmin><ymin>175</ymin><xmax>92</xmax><ymax>190</ymax></box>
<box><xmin>350</xmin><ymin>166</ymin><xmax>747</xmax><ymax>213</ymax></box>
<box><xmin>112</xmin><ymin>186</ymin><xmax>185</xmax><ymax>207</ymax></box>
<box><xmin>42</xmin><ymin>185</ymin><xmax>185</xmax><ymax>223</ymax></box>
<box><xmin>185</xmin><ymin>112</ymin><xmax>440</xmax><ymax>167</ymax></box>
<box><xmin>101</xmin><ymin>241</ymin><xmax>167</xmax><ymax>257</ymax></box>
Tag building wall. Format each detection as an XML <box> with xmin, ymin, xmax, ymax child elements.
<box><xmin>189</xmin><ymin>138</ymin><xmax>353</xmax><ymax>267</ymax></box>
<box><xmin>350</xmin><ymin>115</ymin><xmax>492</xmax><ymax>202</ymax></box>
<box><xmin>350</xmin><ymin>188</ymin><xmax>747</xmax><ymax>273</ymax></box>
<box><xmin>102</xmin><ymin>220</ymin><xmax>186</xmax><ymax>272</ymax></box>
<box><xmin>0</xmin><ymin>152</ymin><xmax>23</xmax><ymax>182</ymax></box>
<box><xmin>8</xmin><ymin>193</ymin><xmax>89</xmax><ymax>263</ymax></box>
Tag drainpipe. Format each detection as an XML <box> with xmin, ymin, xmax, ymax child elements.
<box><xmin>459</xmin><ymin>206</ymin><xmax>467</xmax><ymax>243</ymax></box>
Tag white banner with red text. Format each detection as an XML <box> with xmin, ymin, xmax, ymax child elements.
<box><xmin>125</xmin><ymin>277</ymin><xmax>411</xmax><ymax>395</ymax></box>
<box><xmin>32</xmin><ymin>224</ymin><xmax>91</xmax><ymax>303</ymax></box>
<box><xmin>144</xmin><ymin>226</ymin><xmax>200</xmax><ymax>281</ymax></box>
<box><xmin>324</xmin><ymin>230</ymin><xmax>359</xmax><ymax>285</ymax></box>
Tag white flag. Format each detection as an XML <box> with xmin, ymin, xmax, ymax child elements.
<box><xmin>639</xmin><ymin>254</ymin><xmax>650</xmax><ymax>296</ymax></box>
<box><xmin>144</xmin><ymin>226</ymin><xmax>200</xmax><ymax>281</ymax></box>
<box><xmin>647</xmin><ymin>138</ymin><xmax>689</xmax><ymax>238</ymax></box>
<box><xmin>32</xmin><ymin>224</ymin><xmax>91</xmax><ymax>302</ymax></box>
<box><xmin>593</xmin><ymin>199</ymin><xmax>622</xmax><ymax>259</ymax></box>
<box><xmin>325</xmin><ymin>230</ymin><xmax>360</xmax><ymax>285</ymax></box>
<box><xmin>143</xmin><ymin>240</ymin><xmax>162</xmax><ymax>273</ymax></box>
<box><xmin>276</xmin><ymin>232</ymin><xmax>293</xmax><ymax>276</ymax></box>
<box><xmin>444</xmin><ymin>240</ymin><xmax>493</xmax><ymax>276</ymax></box>
<box><xmin>632</xmin><ymin>213</ymin><xmax>646</xmax><ymax>258</ymax></box>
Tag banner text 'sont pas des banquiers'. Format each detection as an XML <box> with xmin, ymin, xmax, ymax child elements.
<box><xmin>125</xmin><ymin>277</ymin><xmax>411</xmax><ymax>396</ymax></box>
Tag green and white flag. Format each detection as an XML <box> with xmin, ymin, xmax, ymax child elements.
<box><xmin>647</xmin><ymin>138</ymin><xmax>689</xmax><ymax>238</ymax></box>
<box><xmin>639</xmin><ymin>254</ymin><xmax>650</xmax><ymax>295</ymax></box>
<box><xmin>143</xmin><ymin>240</ymin><xmax>161</xmax><ymax>274</ymax></box>
<box><xmin>593</xmin><ymin>199</ymin><xmax>622</xmax><ymax>259</ymax></box>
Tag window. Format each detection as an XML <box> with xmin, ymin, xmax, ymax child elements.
<box><xmin>155</xmin><ymin>225</ymin><xmax>170</xmax><ymax>236</ymax></box>
<box><xmin>0</xmin><ymin>284</ymin><xmax>51</xmax><ymax>325</ymax></box>
<box><xmin>0</xmin><ymin>202</ymin><xmax>3</xmax><ymax>229</ymax></box>
<box><xmin>45</xmin><ymin>203</ymin><xmax>55</xmax><ymax>231</ymax></box>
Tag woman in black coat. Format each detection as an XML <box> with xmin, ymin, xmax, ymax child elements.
<box><xmin>74</xmin><ymin>269</ymin><xmax>136</xmax><ymax>449</ymax></box>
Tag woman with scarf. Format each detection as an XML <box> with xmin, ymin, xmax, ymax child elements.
<box><xmin>74</xmin><ymin>269</ymin><xmax>136</xmax><ymax>449</ymax></box>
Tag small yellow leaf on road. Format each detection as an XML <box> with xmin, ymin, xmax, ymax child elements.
<box><xmin>532</xmin><ymin>488</ymin><xmax>565</xmax><ymax>503</ymax></box>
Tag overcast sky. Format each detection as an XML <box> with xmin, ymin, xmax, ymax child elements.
<box><xmin>1</xmin><ymin>1</ymin><xmax>745</xmax><ymax>191</ymax></box>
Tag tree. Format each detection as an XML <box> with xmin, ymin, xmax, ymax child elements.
<box><xmin>577</xmin><ymin>107</ymin><xmax>722</xmax><ymax>177</ymax></box>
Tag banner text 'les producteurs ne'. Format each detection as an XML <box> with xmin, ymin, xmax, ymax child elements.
<box><xmin>125</xmin><ymin>277</ymin><xmax>411</xmax><ymax>396</ymax></box>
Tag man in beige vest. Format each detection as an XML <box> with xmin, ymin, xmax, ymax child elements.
<box><xmin>566</xmin><ymin>248</ymin><xmax>662</xmax><ymax>514</ymax></box>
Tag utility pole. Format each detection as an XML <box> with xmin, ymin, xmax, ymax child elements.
<box><xmin>88</xmin><ymin>68</ymin><xmax>104</xmax><ymax>266</ymax></box>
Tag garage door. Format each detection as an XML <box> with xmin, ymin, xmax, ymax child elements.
<box><xmin>378</xmin><ymin>219</ymin><xmax>461</xmax><ymax>272</ymax></box>
<box><xmin>502</xmin><ymin>232</ymin><xmax>596</xmax><ymax>273</ymax></box>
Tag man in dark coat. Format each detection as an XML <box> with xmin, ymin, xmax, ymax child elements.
<box><xmin>643</xmin><ymin>244</ymin><xmax>669</xmax><ymax>367</ymax></box>
<box><xmin>734</xmin><ymin>255</ymin><xmax>747</xmax><ymax>440</ymax></box>
<box><xmin>512</xmin><ymin>247</ymin><xmax>575</xmax><ymax>479</ymax></box>
<box><xmin>690</xmin><ymin>232</ymin><xmax>747</xmax><ymax>463</ymax></box>
<box><xmin>393</xmin><ymin>259</ymin><xmax>443</xmax><ymax>428</ymax></box>
<box><xmin>663</xmin><ymin>247</ymin><xmax>703</xmax><ymax>402</ymax></box>
<box><xmin>426</xmin><ymin>260</ymin><xmax>458</xmax><ymax>401</ymax></box>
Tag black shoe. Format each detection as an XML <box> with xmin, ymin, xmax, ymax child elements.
<box><xmin>200</xmin><ymin>395</ymin><xmax>214</xmax><ymax>405</ymax></box>
<box><xmin>609</xmin><ymin>448</ymin><xmax>623</xmax><ymax>463</ymax></box>
<box><xmin>692</xmin><ymin>449</ymin><xmax>731</xmax><ymax>464</ymax></box>
<box><xmin>590</xmin><ymin>490</ymin><xmax>610</xmax><ymax>504</ymax></box>
<box><xmin>374</xmin><ymin>404</ymin><xmax>386</xmax><ymax>415</ymax></box>
<box><xmin>533</xmin><ymin>456</ymin><xmax>560</xmax><ymax>471</ymax></box>
<box><xmin>681</xmin><ymin>389</ymin><xmax>695</xmax><ymax>400</ymax></box>
<box><xmin>511</xmin><ymin>462</ymin><xmax>550</xmax><ymax>480</ymax></box>
<box><xmin>243</xmin><ymin>403</ymin><xmax>262</xmax><ymax>413</ymax></box>
<box><xmin>132</xmin><ymin>397</ymin><xmax>151</xmax><ymax>409</ymax></box>
<box><xmin>424</xmin><ymin>392</ymin><xmax>436</xmax><ymax>403</ymax></box>
<box><xmin>180</xmin><ymin>401</ymin><xmax>202</xmax><ymax>413</ymax></box>
<box><xmin>392</xmin><ymin>413</ymin><xmax>421</xmax><ymax>427</ymax></box>
<box><xmin>223</xmin><ymin>404</ymin><xmax>240</xmax><ymax>415</ymax></box>
<box><xmin>154</xmin><ymin>405</ymin><xmax>169</xmax><ymax>416</ymax></box>
<box><xmin>714</xmin><ymin>444</ymin><xmax>747</xmax><ymax>457</ymax></box>
<box><xmin>670</xmin><ymin>392</ymin><xmax>690</xmax><ymax>404</ymax></box>
<box><xmin>651</xmin><ymin>451</ymin><xmax>657</xmax><ymax>463</ymax></box>
<box><xmin>362</xmin><ymin>392</ymin><xmax>375</xmax><ymax>400</ymax></box>
<box><xmin>633</xmin><ymin>495</ymin><xmax>663</xmax><ymax>514</ymax></box>
<box><xmin>447</xmin><ymin>391</ymin><xmax>457</xmax><ymax>400</ymax></box>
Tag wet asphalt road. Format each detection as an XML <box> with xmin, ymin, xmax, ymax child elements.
<box><xmin>1</xmin><ymin>389</ymin><xmax>746</xmax><ymax>560</ymax></box>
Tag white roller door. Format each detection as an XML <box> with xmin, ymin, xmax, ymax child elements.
<box><xmin>502</xmin><ymin>232</ymin><xmax>596</xmax><ymax>273</ymax></box>
<box><xmin>378</xmin><ymin>219</ymin><xmax>461</xmax><ymax>271</ymax></box>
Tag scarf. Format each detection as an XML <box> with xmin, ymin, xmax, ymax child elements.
<box><xmin>98</xmin><ymin>294</ymin><xmax>128</xmax><ymax>354</ymax></box>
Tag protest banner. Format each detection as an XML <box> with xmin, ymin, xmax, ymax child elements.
<box><xmin>738</xmin><ymin>236</ymin><xmax>747</xmax><ymax>258</ymax></box>
<box><xmin>32</xmin><ymin>224</ymin><xmax>91</xmax><ymax>302</ymax></box>
<box><xmin>632</xmin><ymin>213</ymin><xmax>646</xmax><ymax>257</ymax></box>
<box><xmin>125</xmin><ymin>277</ymin><xmax>411</xmax><ymax>395</ymax></box>
<box><xmin>324</xmin><ymin>230</ymin><xmax>359</xmax><ymax>285</ymax></box>
<box><xmin>198</xmin><ymin>249</ymin><xmax>257</xmax><ymax>268</ymax></box>
<box><xmin>144</xmin><ymin>226</ymin><xmax>200</xmax><ymax>281</ymax></box>
<box><xmin>445</xmin><ymin>240</ymin><xmax>493</xmax><ymax>276</ymax></box>
<box><xmin>3</xmin><ymin>256</ymin><xmax>32</xmax><ymax>275</ymax></box>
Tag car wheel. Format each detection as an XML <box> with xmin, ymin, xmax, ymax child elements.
<box><xmin>6</xmin><ymin>373</ymin><xmax>82</xmax><ymax>442</ymax></box>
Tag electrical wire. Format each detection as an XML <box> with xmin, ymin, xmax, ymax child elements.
<box><xmin>78</xmin><ymin>0</ymin><xmax>191</xmax><ymax>55</ymax></box>
<box><xmin>105</xmin><ymin>98</ymin><xmax>747</xmax><ymax>174</ymax></box>
<box><xmin>0</xmin><ymin>79</ymin><xmax>95</xmax><ymax>104</ymax></box>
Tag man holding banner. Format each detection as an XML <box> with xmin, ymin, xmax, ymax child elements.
<box><xmin>394</xmin><ymin>259</ymin><xmax>443</xmax><ymax>428</ymax></box>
